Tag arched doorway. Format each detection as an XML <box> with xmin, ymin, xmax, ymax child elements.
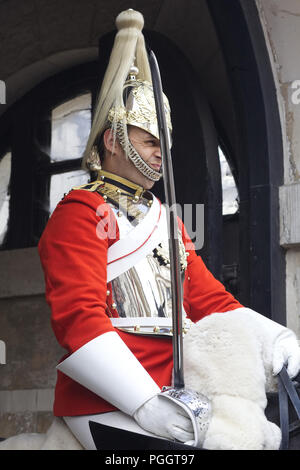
<box><xmin>207</xmin><ymin>0</ymin><xmax>285</xmax><ymax>323</ymax></box>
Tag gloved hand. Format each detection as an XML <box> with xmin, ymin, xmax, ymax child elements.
<box><xmin>272</xmin><ymin>328</ymin><xmax>300</xmax><ymax>378</ymax></box>
<box><xmin>241</xmin><ymin>308</ymin><xmax>300</xmax><ymax>378</ymax></box>
<box><xmin>133</xmin><ymin>394</ymin><xmax>194</xmax><ymax>443</ymax></box>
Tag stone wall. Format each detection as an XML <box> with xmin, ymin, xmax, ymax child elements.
<box><xmin>256</xmin><ymin>0</ymin><xmax>300</xmax><ymax>336</ymax></box>
<box><xmin>0</xmin><ymin>248</ymin><xmax>63</xmax><ymax>438</ymax></box>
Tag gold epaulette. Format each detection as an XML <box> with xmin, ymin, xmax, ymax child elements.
<box><xmin>71</xmin><ymin>181</ymin><xmax>105</xmax><ymax>192</ymax></box>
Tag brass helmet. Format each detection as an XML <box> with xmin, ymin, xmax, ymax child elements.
<box><xmin>82</xmin><ymin>9</ymin><xmax>172</xmax><ymax>182</ymax></box>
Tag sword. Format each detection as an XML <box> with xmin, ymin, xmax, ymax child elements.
<box><xmin>148</xmin><ymin>49</ymin><xmax>211</xmax><ymax>448</ymax></box>
<box><xmin>148</xmin><ymin>49</ymin><xmax>184</xmax><ymax>390</ymax></box>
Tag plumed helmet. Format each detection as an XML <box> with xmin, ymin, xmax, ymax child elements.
<box><xmin>82</xmin><ymin>9</ymin><xmax>172</xmax><ymax>182</ymax></box>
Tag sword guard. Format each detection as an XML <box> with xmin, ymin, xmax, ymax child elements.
<box><xmin>160</xmin><ymin>387</ymin><xmax>211</xmax><ymax>448</ymax></box>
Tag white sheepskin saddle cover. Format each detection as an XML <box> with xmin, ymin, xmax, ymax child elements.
<box><xmin>0</xmin><ymin>417</ymin><xmax>83</xmax><ymax>450</ymax></box>
<box><xmin>183</xmin><ymin>310</ymin><xmax>282</xmax><ymax>450</ymax></box>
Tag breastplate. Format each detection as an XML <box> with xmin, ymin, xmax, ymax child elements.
<box><xmin>108</xmin><ymin>201</ymin><xmax>190</xmax><ymax>336</ymax></box>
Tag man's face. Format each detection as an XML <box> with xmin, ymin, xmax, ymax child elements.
<box><xmin>129</xmin><ymin>125</ymin><xmax>162</xmax><ymax>172</ymax></box>
<box><xmin>102</xmin><ymin>126</ymin><xmax>162</xmax><ymax>190</ymax></box>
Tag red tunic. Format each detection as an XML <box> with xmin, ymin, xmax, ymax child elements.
<box><xmin>38</xmin><ymin>189</ymin><xmax>242</xmax><ymax>416</ymax></box>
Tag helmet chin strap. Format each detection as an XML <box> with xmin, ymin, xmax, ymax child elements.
<box><xmin>116</xmin><ymin>122</ymin><xmax>162</xmax><ymax>183</ymax></box>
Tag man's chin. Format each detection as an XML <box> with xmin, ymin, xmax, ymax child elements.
<box><xmin>144</xmin><ymin>180</ymin><xmax>156</xmax><ymax>190</ymax></box>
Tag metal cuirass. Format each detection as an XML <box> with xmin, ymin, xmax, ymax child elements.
<box><xmin>106</xmin><ymin>195</ymin><xmax>191</xmax><ymax>337</ymax></box>
<box><xmin>110</xmin><ymin>248</ymin><xmax>175</xmax><ymax>335</ymax></box>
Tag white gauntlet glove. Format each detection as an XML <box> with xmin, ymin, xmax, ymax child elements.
<box><xmin>133</xmin><ymin>394</ymin><xmax>194</xmax><ymax>443</ymax></box>
<box><xmin>271</xmin><ymin>327</ymin><xmax>300</xmax><ymax>377</ymax></box>
<box><xmin>239</xmin><ymin>308</ymin><xmax>300</xmax><ymax>378</ymax></box>
<box><xmin>57</xmin><ymin>332</ymin><xmax>196</xmax><ymax>444</ymax></box>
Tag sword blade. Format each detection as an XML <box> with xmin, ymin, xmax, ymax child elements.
<box><xmin>148</xmin><ymin>49</ymin><xmax>185</xmax><ymax>390</ymax></box>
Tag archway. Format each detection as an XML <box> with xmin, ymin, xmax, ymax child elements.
<box><xmin>207</xmin><ymin>0</ymin><xmax>285</xmax><ymax>323</ymax></box>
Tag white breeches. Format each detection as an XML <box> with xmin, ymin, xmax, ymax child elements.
<box><xmin>64</xmin><ymin>411</ymin><xmax>156</xmax><ymax>450</ymax></box>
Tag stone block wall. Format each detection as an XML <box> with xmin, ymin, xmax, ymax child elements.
<box><xmin>257</xmin><ymin>0</ymin><xmax>300</xmax><ymax>336</ymax></box>
<box><xmin>0</xmin><ymin>248</ymin><xmax>63</xmax><ymax>438</ymax></box>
